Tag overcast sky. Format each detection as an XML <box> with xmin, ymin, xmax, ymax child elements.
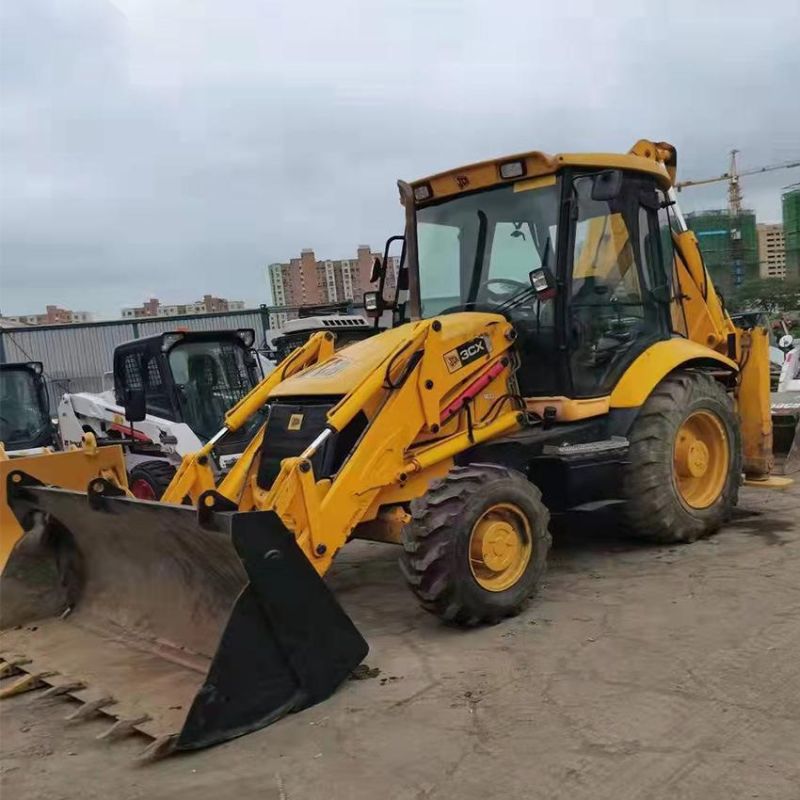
<box><xmin>1</xmin><ymin>0</ymin><xmax>798</xmax><ymax>318</ymax></box>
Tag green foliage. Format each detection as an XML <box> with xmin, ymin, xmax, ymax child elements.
<box><xmin>729</xmin><ymin>278</ymin><xmax>800</xmax><ymax>313</ymax></box>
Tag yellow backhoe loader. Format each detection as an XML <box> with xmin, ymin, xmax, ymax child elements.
<box><xmin>1</xmin><ymin>140</ymin><xmax>787</xmax><ymax>760</ymax></box>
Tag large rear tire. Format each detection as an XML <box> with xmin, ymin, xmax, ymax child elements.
<box><xmin>399</xmin><ymin>464</ymin><xmax>551</xmax><ymax>626</ymax></box>
<box><xmin>128</xmin><ymin>460</ymin><xmax>176</xmax><ymax>501</ymax></box>
<box><xmin>621</xmin><ymin>371</ymin><xmax>741</xmax><ymax>543</ymax></box>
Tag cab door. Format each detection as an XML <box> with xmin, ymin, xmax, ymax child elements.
<box><xmin>565</xmin><ymin>171</ymin><xmax>672</xmax><ymax>398</ymax></box>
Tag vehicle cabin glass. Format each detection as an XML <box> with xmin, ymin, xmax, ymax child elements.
<box><xmin>0</xmin><ymin>368</ymin><xmax>50</xmax><ymax>449</ymax></box>
<box><xmin>567</xmin><ymin>173</ymin><xmax>671</xmax><ymax>397</ymax></box>
<box><xmin>413</xmin><ymin>170</ymin><xmax>673</xmax><ymax>399</ymax></box>
<box><xmin>168</xmin><ymin>340</ymin><xmax>258</xmax><ymax>441</ymax></box>
<box><xmin>416</xmin><ymin>179</ymin><xmax>561</xmax><ymax>395</ymax></box>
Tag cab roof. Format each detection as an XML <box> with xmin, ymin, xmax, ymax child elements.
<box><xmin>114</xmin><ymin>328</ymin><xmax>255</xmax><ymax>356</ymax></box>
<box><xmin>408</xmin><ymin>139</ymin><xmax>677</xmax><ymax>205</ymax></box>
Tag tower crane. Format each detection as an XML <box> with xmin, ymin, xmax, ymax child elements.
<box><xmin>676</xmin><ymin>152</ymin><xmax>800</xmax><ymax>287</ymax></box>
<box><xmin>676</xmin><ymin>151</ymin><xmax>800</xmax><ymax>215</ymax></box>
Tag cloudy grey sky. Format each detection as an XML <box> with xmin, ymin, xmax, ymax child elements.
<box><xmin>1</xmin><ymin>0</ymin><xmax>798</xmax><ymax>318</ymax></box>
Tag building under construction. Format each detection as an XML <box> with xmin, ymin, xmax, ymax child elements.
<box><xmin>678</xmin><ymin>150</ymin><xmax>800</xmax><ymax>292</ymax></box>
<box><xmin>784</xmin><ymin>185</ymin><xmax>800</xmax><ymax>278</ymax></box>
<box><xmin>685</xmin><ymin>209</ymin><xmax>758</xmax><ymax>295</ymax></box>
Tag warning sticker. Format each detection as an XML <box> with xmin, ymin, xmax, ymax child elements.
<box><xmin>287</xmin><ymin>413</ymin><xmax>304</xmax><ymax>430</ymax></box>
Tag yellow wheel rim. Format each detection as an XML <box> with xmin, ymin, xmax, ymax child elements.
<box><xmin>673</xmin><ymin>410</ymin><xmax>729</xmax><ymax>509</ymax></box>
<box><xmin>468</xmin><ymin>503</ymin><xmax>532</xmax><ymax>592</ymax></box>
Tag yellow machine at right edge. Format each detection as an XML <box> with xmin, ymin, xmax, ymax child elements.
<box><xmin>1</xmin><ymin>139</ymin><xmax>788</xmax><ymax>759</ymax></box>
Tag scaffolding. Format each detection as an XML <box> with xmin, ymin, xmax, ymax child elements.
<box><xmin>783</xmin><ymin>186</ymin><xmax>800</xmax><ymax>278</ymax></box>
<box><xmin>685</xmin><ymin>209</ymin><xmax>758</xmax><ymax>294</ymax></box>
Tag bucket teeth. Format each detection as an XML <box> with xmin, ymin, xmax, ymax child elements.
<box><xmin>40</xmin><ymin>681</ymin><xmax>87</xmax><ymax>699</ymax></box>
<box><xmin>65</xmin><ymin>695</ymin><xmax>116</xmax><ymax>722</ymax></box>
<box><xmin>0</xmin><ymin>671</ymin><xmax>56</xmax><ymax>699</ymax></box>
<box><xmin>139</xmin><ymin>733</ymin><xmax>178</xmax><ymax>762</ymax></box>
<box><xmin>97</xmin><ymin>714</ymin><xmax>152</xmax><ymax>741</ymax></box>
<box><xmin>0</xmin><ymin>657</ymin><xmax>32</xmax><ymax>678</ymax></box>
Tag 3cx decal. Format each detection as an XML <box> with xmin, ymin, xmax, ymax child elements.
<box><xmin>443</xmin><ymin>336</ymin><xmax>491</xmax><ymax>373</ymax></box>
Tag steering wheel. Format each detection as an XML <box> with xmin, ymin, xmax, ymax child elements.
<box><xmin>481</xmin><ymin>277</ymin><xmax>530</xmax><ymax>304</ymax></box>
<box><xmin>438</xmin><ymin>278</ymin><xmax>532</xmax><ymax>315</ymax></box>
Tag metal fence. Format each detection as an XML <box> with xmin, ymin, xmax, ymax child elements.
<box><xmin>0</xmin><ymin>308</ymin><xmax>271</xmax><ymax>412</ymax></box>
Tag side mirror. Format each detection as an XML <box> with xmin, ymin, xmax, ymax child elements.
<box><xmin>778</xmin><ymin>333</ymin><xmax>794</xmax><ymax>352</ymax></box>
<box><xmin>236</xmin><ymin>328</ymin><xmax>255</xmax><ymax>348</ymax></box>
<box><xmin>363</xmin><ymin>291</ymin><xmax>382</xmax><ymax>318</ymax></box>
<box><xmin>590</xmin><ymin>169</ymin><xmax>624</xmax><ymax>202</ymax></box>
<box><xmin>529</xmin><ymin>267</ymin><xmax>557</xmax><ymax>301</ymax></box>
<box><xmin>369</xmin><ymin>256</ymin><xmax>383</xmax><ymax>283</ymax></box>
<box><xmin>124</xmin><ymin>388</ymin><xmax>147</xmax><ymax>422</ymax></box>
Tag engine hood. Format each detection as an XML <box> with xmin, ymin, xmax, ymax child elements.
<box><xmin>269</xmin><ymin>313</ymin><xmax>506</xmax><ymax>398</ymax></box>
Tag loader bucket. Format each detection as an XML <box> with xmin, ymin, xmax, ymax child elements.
<box><xmin>0</xmin><ymin>443</ymin><xmax>127</xmax><ymax>572</ymax></box>
<box><xmin>771</xmin><ymin>392</ymin><xmax>800</xmax><ymax>475</ymax></box>
<box><xmin>0</xmin><ymin>472</ymin><xmax>368</xmax><ymax>758</ymax></box>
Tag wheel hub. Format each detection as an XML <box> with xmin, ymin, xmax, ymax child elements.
<box><xmin>130</xmin><ymin>478</ymin><xmax>156</xmax><ymax>501</ymax></box>
<box><xmin>675</xmin><ymin>435</ymin><xmax>710</xmax><ymax>478</ymax></box>
<box><xmin>469</xmin><ymin>503</ymin><xmax>533</xmax><ymax>592</ymax></box>
<box><xmin>476</xmin><ymin>520</ymin><xmax>518</xmax><ymax>572</ymax></box>
<box><xmin>672</xmin><ymin>410</ymin><xmax>729</xmax><ymax>509</ymax></box>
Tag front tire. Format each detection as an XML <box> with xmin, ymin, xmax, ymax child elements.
<box><xmin>621</xmin><ymin>370</ymin><xmax>741</xmax><ymax>543</ymax></box>
<box><xmin>399</xmin><ymin>464</ymin><xmax>551</xmax><ymax>626</ymax></box>
<box><xmin>128</xmin><ymin>460</ymin><xmax>176</xmax><ymax>501</ymax></box>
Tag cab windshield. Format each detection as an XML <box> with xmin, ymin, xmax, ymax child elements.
<box><xmin>168</xmin><ymin>340</ymin><xmax>258</xmax><ymax>441</ymax></box>
<box><xmin>416</xmin><ymin>178</ymin><xmax>561</xmax><ymax>318</ymax></box>
<box><xmin>0</xmin><ymin>368</ymin><xmax>50</xmax><ymax>448</ymax></box>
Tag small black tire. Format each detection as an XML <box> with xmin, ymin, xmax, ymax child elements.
<box><xmin>621</xmin><ymin>370</ymin><xmax>741</xmax><ymax>543</ymax></box>
<box><xmin>399</xmin><ymin>463</ymin><xmax>551</xmax><ymax>626</ymax></box>
<box><xmin>128</xmin><ymin>460</ymin><xmax>176</xmax><ymax>501</ymax></box>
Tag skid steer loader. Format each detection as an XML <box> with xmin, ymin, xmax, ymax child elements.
<box><xmin>57</xmin><ymin>321</ymin><xmax>374</xmax><ymax>498</ymax></box>
<box><xmin>56</xmin><ymin>329</ymin><xmax>268</xmax><ymax>499</ymax></box>
<box><xmin>2</xmin><ymin>139</ymin><xmax>788</xmax><ymax>760</ymax></box>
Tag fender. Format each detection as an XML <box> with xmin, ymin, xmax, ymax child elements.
<box><xmin>610</xmin><ymin>339</ymin><xmax>738</xmax><ymax>409</ymax></box>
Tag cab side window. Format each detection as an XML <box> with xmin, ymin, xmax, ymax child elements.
<box><xmin>568</xmin><ymin>173</ymin><xmax>671</xmax><ymax>397</ymax></box>
<box><xmin>142</xmin><ymin>354</ymin><xmax>174</xmax><ymax>419</ymax></box>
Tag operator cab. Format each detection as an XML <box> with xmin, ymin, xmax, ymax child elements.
<box><xmin>113</xmin><ymin>329</ymin><xmax>264</xmax><ymax>452</ymax></box>
<box><xmin>0</xmin><ymin>362</ymin><xmax>56</xmax><ymax>452</ymax></box>
<box><xmin>372</xmin><ymin>144</ymin><xmax>683</xmax><ymax>402</ymax></box>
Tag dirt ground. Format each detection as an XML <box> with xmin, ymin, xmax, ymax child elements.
<box><xmin>2</xmin><ymin>483</ymin><xmax>799</xmax><ymax>800</ymax></box>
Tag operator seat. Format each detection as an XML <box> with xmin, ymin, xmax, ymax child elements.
<box><xmin>183</xmin><ymin>354</ymin><xmax>223</xmax><ymax>439</ymax></box>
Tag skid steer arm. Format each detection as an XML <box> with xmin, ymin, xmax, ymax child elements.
<box><xmin>162</xmin><ymin>331</ymin><xmax>336</xmax><ymax>504</ymax></box>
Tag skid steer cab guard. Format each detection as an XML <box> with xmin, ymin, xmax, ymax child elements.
<box><xmin>0</xmin><ymin>139</ymin><xmax>784</xmax><ymax>759</ymax></box>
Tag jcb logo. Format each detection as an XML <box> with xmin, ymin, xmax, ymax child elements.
<box><xmin>443</xmin><ymin>336</ymin><xmax>491</xmax><ymax>373</ymax></box>
<box><xmin>444</xmin><ymin>352</ymin><xmax>462</xmax><ymax>372</ymax></box>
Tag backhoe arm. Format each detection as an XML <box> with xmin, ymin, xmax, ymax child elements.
<box><xmin>667</xmin><ymin>189</ymin><xmax>773</xmax><ymax>479</ymax></box>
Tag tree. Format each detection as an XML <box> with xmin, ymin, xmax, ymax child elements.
<box><xmin>729</xmin><ymin>278</ymin><xmax>800</xmax><ymax>313</ymax></box>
